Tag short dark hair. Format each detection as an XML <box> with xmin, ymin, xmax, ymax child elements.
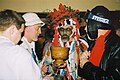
<box><xmin>0</xmin><ymin>9</ymin><xmax>25</xmax><ymax>31</ymax></box>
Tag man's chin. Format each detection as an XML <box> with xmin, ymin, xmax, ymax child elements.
<box><xmin>33</xmin><ymin>38</ymin><xmax>38</xmax><ymax>42</ymax></box>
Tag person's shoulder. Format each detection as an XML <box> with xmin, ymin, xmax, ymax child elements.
<box><xmin>11</xmin><ymin>45</ymin><xmax>30</xmax><ymax>56</ymax></box>
<box><xmin>6</xmin><ymin>45</ymin><xmax>32</xmax><ymax>65</ymax></box>
<box><xmin>109</xmin><ymin>31</ymin><xmax>120</xmax><ymax>40</ymax></box>
<box><xmin>13</xmin><ymin>45</ymin><xmax>26</xmax><ymax>50</ymax></box>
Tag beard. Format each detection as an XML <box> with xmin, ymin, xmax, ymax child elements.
<box><xmin>61</xmin><ymin>34</ymin><xmax>70</xmax><ymax>42</ymax></box>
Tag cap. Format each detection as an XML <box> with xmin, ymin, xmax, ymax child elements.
<box><xmin>91</xmin><ymin>6</ymin><xmax>110</xmax><ymax>18</ymax></box>
<box><xmin>22</xmin><ymin>12</ymin><xmax>45</xmax><ymax>26</ymax></box>
<box><xmin>87</xmin><ymin>6</ymin><xmax>113</xmax><ymax>30</ymax></box>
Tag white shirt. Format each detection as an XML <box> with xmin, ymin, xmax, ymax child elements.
<box><xmin>20</xmin><ymin>37</ymin><xmax>43</xmax><ymax>78</ymax></box>
<box><xmin>20</xmin><ymin>37</ymin><xmax>39</xmax><ymax>64</ymax></box>
<box><xmin>0</xmin><ymin>36</ymin><xmax>42</xmax><ymax>80</ymax></box>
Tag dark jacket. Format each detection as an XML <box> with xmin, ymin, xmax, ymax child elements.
<box><xmin>78</xmin><ymin>31</ymin><xmax>120</xmax><ymax>80</ymax></box>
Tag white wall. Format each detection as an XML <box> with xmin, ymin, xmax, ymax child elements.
<box><xmin>0</xmin><ymin>0</ymin><xmax>120</xmax><ymax>12</ymax></box>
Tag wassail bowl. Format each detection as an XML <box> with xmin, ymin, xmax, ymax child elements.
<box><xmin>52</xmin><ymin>47</ymin><xmax>69</xmax><ymax>66</ymax></box>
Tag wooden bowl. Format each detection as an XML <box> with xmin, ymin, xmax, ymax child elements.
<box><xmin>52</xmin><ymin>47</ymin><xmax>69</xmax><ymax>66</ymax></box>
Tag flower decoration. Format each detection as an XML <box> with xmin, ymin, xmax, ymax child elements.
<box><xmin>47</xmin><ymin>3</ymin><xmax>80</xmax><ymax>29</ymax></box>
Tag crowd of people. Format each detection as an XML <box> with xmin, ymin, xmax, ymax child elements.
<box><xmin>0</xmin><ymin>3</ymin><xmax>119</xmax><ymax>80</ymax></box>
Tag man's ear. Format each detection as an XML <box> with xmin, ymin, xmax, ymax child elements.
<box><xmin>24</xmin><ymin>26</ymin><xmax>30</xmax><ymax>32</ymax></box>
<box><xmin>10</xmin><ymin>25</ymin><xmax>16</xmax><ymax>35</ymax></box>
<box><xmin>19</xmin><ymin>24</ymin><xmax>25</xmax><ymax>33</ymax></box>
<box><xmin>21</xmin><ymin>24</ymin><xmax>25</xmax><ymax>32</ymax></box>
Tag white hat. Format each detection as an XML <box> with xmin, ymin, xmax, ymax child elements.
<box><xmin>22</xmin><ymin>12</ymin><xmax>45</xmax><ymax>26</ymax></box>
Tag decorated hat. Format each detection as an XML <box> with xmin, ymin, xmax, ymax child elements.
<box><xmin>47</xmin><ymin>3</ymin><xmax>81</xmax><ymax>46</ymax></box>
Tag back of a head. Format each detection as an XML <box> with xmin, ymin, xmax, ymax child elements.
<box><xmin>0</xmin><ymin>9</ymin><xmax>25</xmax><ymax>31</ymax></box>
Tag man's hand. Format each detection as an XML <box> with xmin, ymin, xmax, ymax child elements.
<box><xmin>41</xmin><ymin>64</ymin><xmax>49</xmax><ymax>74</ymax></box>
<box><xmin>79</xmin><ymin>50</ymin><xmax>90</xmax><ymax>68</ymax></box>
<box><xmin>43</xmin><ymin>74</ymin><xmax>54</xmax><ymax>80</ymax></box>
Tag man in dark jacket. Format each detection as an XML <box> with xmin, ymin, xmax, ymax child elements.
<box><xmin>78</xmin><ymin>6</ymin><xmax>120</xmax><ymax>80</ymax></box>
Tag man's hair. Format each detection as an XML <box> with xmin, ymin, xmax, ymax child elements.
<box><xmin>0</xmin><ymin>9</ymin><xmax>25</xmax><ymax>31</ymax></box>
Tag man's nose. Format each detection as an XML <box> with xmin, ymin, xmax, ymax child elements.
<box><xmin>63</xmin><ymin>29</ymin><xmax>67</xmax><ymax>34</ymax></box>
